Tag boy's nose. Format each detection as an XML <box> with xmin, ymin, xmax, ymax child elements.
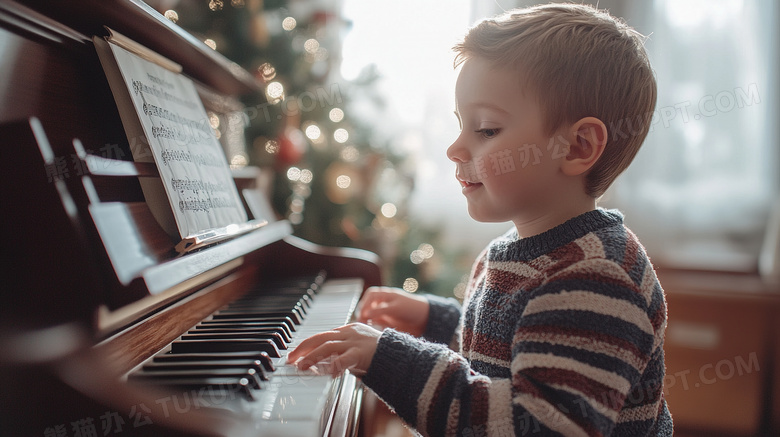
<box><xmin>446</xmin><ymin>136</ymin><xmax>468</xmax><ymax>163</ymax></box>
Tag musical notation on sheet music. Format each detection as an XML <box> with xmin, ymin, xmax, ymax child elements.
<box><xmin>95</xmin><ymin>30</ymin><xmax>248</xmax><ymax>241</ymax></box>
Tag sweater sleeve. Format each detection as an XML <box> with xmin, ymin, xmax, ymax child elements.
<box><xmin>361</xmin><ymin>258</ymin><xmax>663</xmax><ymax>437</ymax></box>
<box><xmin>421</xmin><ymin>294</ymin><xmax>462</xmax><ymax>345</ymax></box>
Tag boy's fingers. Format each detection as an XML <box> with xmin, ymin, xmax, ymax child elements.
<box><xmin>357</xmin><ymin>303</ymin><xmax>382</xmax><ymax>323</ymax></box>
<box><xmin>287</xmin><ymin>330</ymin><xmax>341</xmax><ymax>361</ymax></box>
<box><xmin>340</xmin><ymin>348</ymin><xmax>370</xmax><ymax>376</ymax></box>
<box><xmin>358</xmin><ymin>289</ymin><xmax>391</xmax><ymax>309</ymax></box>
<box><xmin>359</xmin><ymin>301</ymin><xmax>406</xmax><ymax>326</ymax></box>
<box><xmin>287</xmin><ymin>323</ymin><xmax>380</xmax><ymax>372</ymax></box>
<box><xmin>291</xmin><ymin>326</ymin><xmax>371</xmax><ymax>369</ymax></box>
<box><xmin>315</xmin><ymin>351</ymin><xmax>355</xmax><ymax>377</ymax></box>
<box><xmin>290</xmin><ymin>340</ymin><xmax>347</xmax><ymax>370</ymax></box>
<box><xmin>357</xmin><ymin>299</ymin><xmax>390</xmax><ymax>322</ymax></box>
<box><xmin>372</xmin><ymin>314</ymin><xmax>399</xmax><ymax>329</ymax></box>
<box><xmin>359</xmin><ymin>295</ymin><xmax>403</xmax><ymax>317</ymax></box>
<box><xmin>355</xmin><ymin>296</ymin><xmax>375</xmax><ymax>321</ymax></box>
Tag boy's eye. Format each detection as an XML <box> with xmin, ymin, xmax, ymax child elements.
<box><xmin>475</xmin><ymin>128</ymin><xmax>500</xmax><ymax>139</ymax></box>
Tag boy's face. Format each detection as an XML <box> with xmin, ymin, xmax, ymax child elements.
<box><xmin>448</xmin><ymin>57</ymin><xmax>568</xmax><ymax>226</ymax></box>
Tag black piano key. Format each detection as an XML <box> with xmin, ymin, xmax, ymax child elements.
<box><xmin>142</xmin><ymin>360</ymin><xmax>269</xmax><ymax>380</ymax></box>
<box><xmin>180</xmin><ymin>332</ymin><xmax>287</xmax><ymax>350</ymax></box>
<box><xmin>170</xmin><ymin>339</ymin><xmax>281</xmax><ymax>358</ymax></box>
<box><xmin>128</xmin><ymin>376</ymin><xmax>256</xmax><ymax>401</ymax></box>
<box><xmin>233</xmin><ymin>292</ymin><xmax>312</xmax><ymax>302</ymax></box>
<box><xmin>227</xmin><ymin>300</ymin><xmax>309</xmax><ymax>315</ymax></box>
<box><xmin>248</xmin><ymin>283</ymin><xmax>319</xmax><ymax>297</ymax></box>
<box><xmin>129</xmin><ymin>368</ymin><xmax>264</xmax><ymax>389</ymax></box>
<box><xmin>153</xmin><ymin>352</ymin><xmax>275</xmax><ymax>372</ymax></box>
<box><xmin>287</xmin><ymin>293</ymin><xmax>314</xmax><ymax>307</ymax></box>
<box><xmin>216</xmin><ymin>305</ymin><xmax>305</xmax><ymax>321</ymax></box>
<box><xmin>188</xmin><ymin>327</ymin><xmax>292</xmax><ymax>343</ymax></box>
<box><xmin>261</xmin><ymin>274</ymin><xmax>325</xmax><ymax>291</ymax></box>
<box><xmin>212</xmin><ymin>310</ymin><xmax>303</xmax><ymax>325</ymax></box>
<box><xmin>227</xmin><ymin>298</ymin><xmax>307</xmax><ymax>307</ymax></box>
<box><xmin>299</xmin><ymin>294</ymin><xmax>314</xmax><ymax>309</ymax></box>
<box><xmin>214</xmin><ymin>307</ymin><xmax>303</xmax><ymax>325</ymax></box>
<box><xmin>209</xmin><ymin>315</ymin><xmax>297</xmax><ymax>331</ymax></box>
<box><xmin>194</xmin><ymin>321</ymin><xmax>292</xmax><ymax>339</ymax></box>
<box><xmin>229</xmin><ymin>294</ymin><xmax>303</xmax><ymax>302</ymax></box>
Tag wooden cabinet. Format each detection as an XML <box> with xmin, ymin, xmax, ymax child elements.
<box><xmin>657</xmin><ymin>270</ymin><xmax>779</xmax><ymax>435</ymax></box>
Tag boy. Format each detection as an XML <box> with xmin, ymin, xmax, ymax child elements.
<box><xmin>288</xmin><ymin>3</ymin><xmax>673</xmax><ymax>436</ymax></box>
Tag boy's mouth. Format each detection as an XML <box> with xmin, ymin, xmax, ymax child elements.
<box><xmin>454</xmin><ymin>164</ymin><xmax>483</xmax><ymax>192</ymax></box>
<box><xmin>456</xmin><ymin>175</ymin><xmax>483</xmax><ymax>190</ymax></box>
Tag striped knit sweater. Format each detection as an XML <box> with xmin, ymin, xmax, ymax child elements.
<box><xmin>362</xmin><ymin>208</ymin><xmax>673</xmax><ymax>436</ymax></box>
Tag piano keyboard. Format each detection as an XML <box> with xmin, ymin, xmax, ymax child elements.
<box><xmin>126</xmin><ymin>272</ymin><xmax>364</xmax><ymax>436</ymax></box>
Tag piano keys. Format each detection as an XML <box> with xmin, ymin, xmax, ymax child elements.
<box><xmin>0</xmin><ymin>1</ymin><xmax>382</xmax><ymax>436</ymax></box>
<box><xmin>124</xmin><ymin>273</ymin><xmax>365</xmax><ymax>435</ymax></box>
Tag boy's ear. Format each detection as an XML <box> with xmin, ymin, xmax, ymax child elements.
<box><xmin>560</xmin><ymin>117</ymin><xmax>608</xmax><ymax>177</ymax></box>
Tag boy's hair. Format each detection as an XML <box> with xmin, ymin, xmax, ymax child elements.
<box><xmin>453</xmin><ymin>3</ymin><xmax>657</xmax><ymax>197</ymax></box>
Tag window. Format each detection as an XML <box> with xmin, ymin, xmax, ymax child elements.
<box><xmin>603</xmin><ymin>0</ymin><xmax>779</xmax><ymax>273</ymax></box>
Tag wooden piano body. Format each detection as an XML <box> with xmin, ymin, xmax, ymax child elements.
<box><xmin>0</xmin><ymin>1</ymin><xmax>382</xmax><ymax>435</ymax></box>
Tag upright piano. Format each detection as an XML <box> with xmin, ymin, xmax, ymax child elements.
<box><xmin>0</xmin><ymin>1</ymin><xmax>382</xmax><ymax>436</ymax></box>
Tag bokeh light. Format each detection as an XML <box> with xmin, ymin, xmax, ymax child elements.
<box><xmin>164</xmin><ymin>10</ymin><xmax>179</xmax><ymax>23</ymax></box>
<box><xmin>381</xmin><ymin>202</ymin><xmax>397</xmax><ymax>218</ymax></box>
<box><xmin>333</xmin><ymin>128</ymin><xmax>349</xmax><ymax>143</ymax></box>
<box><xmin>304</xmin><ymin>38</ymin><xmax>320</xmax><ymax>54</ymax></box>
<box><xmin>453</xmin><ymin>281</ymin><xmax>467</xmax><ymax>299</ymax></box>
<box><xmin>329</xmin><ymin>108</ymin><xmax>345</xmax><ymax>122</ymax></box>
<box><xmin>289</xmin><ymin>212</ymin><xmax>303</xmax><ymax>224</ymax></box>
<box><xmin>340</xmin><ymin>145</ymin><xmax>359</xmax><ymax>162</ymax></box>
<box><xmin>208</xmin><ymin>112</ymin><xmax>220</xmax><ymax>129</ymax></box>
<box><xmin>230</xmin><ymin>154</ymin><xmax>247</xmax><ymax>168</ymax></box>
<box><xmin>287</xmin><ymin>167</ymin><xmax>301</xmax><ymax>181</ymax></box>
<box><xmin>264</xmin><ymin>139</ymin><xmax>279</xmax><ymax>154</ymax></box>
<box><xmin>282</xmin><ymin>17</ymin><xmax>297</xmax><ymax>31</ymax></box>
<box><xmin>336</xmin><ymin>175</ymin><xmax>351</xmax><ymax>189</ymax></box>
<box><xmin>289</xmin><ymin>197</ymin><xmax>304</xmax><ymax>213</ymax></box>
<box><xmin>266</xmin><ymin>81</ymin><xmax>284</xmax><ymax>101</ymax></box>
<box><xmin>299</xmin><ymin>169</ymin><xmax>314</xmax><ymax>184</ymax></box>
<box><xmin>305</xmin><ymin>124</ymin><xmax>321</xmax><ymax>141</ymax></box>
<box><xmin>258</xmin><ymin>63</ymin><xmax>276</xmax><ymax>81</ymax></box>
<box><xmin>418</xmin><ymin>243</ymin><xmax>434</xmax><ymax>258</ymax></box>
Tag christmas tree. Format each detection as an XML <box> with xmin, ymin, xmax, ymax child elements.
<box><xmin>152</xmin><ymin>0</ymin><xmax>465</xmax><ymax>298</ymax></box>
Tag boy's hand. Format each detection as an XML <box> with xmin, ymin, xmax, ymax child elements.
<box><xmin>356</xmin><ymin>286</ymin><xmax>430</xmax><ymax>337</ymax></box>
<box><xmin>287</xmin><ymin>323</ymin><xmax>381</xmax><ymax>377</ymax></box>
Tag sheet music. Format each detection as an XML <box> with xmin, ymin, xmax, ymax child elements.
<box><xmin>98</xmin><ymin>37</ymin><xmax>247</xmax><ymax>240</ymax></box>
